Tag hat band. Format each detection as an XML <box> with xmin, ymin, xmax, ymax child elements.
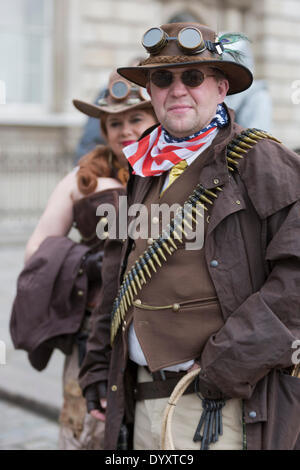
<box><xmin>141</xmin><ymin>55</ymin><xmax>220</xmax><ymax>66</ymax></box>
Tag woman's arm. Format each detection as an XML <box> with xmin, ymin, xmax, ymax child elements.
<box><xmin>24</xmin><ymin>170</ymin><xmax>78</xmax><ymax>263</ymax></box>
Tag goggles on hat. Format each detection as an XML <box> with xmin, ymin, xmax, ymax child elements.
<box><xmin>142</xmin><ymin>26</ymin><xmax>224</xmax><ymax>56</ymax></box>
<box><xmin>98</xmin><ymin>80</ymin><xmax>150</xmax><ymax>106</ymax></box>
<box><xmin>150</xmin><ymin>69</ymin><xmax>216</xmax><ymax>89</ymax></box>
<box><xmin>109</xmin><ymin>79</ymin><xmax>150</xmax><ymax>101</ymax></box>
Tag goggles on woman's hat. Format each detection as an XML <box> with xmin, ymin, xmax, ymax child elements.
<box><xmin>106</xmin><ymin>78</ymin><xmax>149</xmax><ymax>103</ymax></box>
<box><xmin>117</xmin><ymin>23</ymin><xmax>253</xmax><ymax>95</ymax></box>
<box><xmin>73</xmin><ymin>71</ymin><xmax>152</xmax><ymax>118</ymax></box>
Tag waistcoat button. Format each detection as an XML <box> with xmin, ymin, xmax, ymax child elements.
<box><xmin>210</xmin><ymin>260</ymin><xmax>219</xmax><ymax>267</ymax></box>
<box><xmin>249</xmin><ymin>411</ymin><xmax>256</xmax><ymax>418</ymax></box>
<box><xmin>111</xmin><ymin>385</ymin><xmax>117</xmax><ymax>392</ymax></box>
<box><xmin>77</xmin><ymin>290</ymin><xmax>84</xmax><ymax>296</ymax></box>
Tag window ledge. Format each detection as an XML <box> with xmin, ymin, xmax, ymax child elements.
<box><xmin>0</xmin><ymin>112</ymin><xmax>86</xmax><ymax>127</ymax></box>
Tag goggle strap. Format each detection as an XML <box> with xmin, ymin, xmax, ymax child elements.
<box><xmin>205</xmin><ymin>40</ymin><xmax>224</xmax><ymax>55</ymax></box>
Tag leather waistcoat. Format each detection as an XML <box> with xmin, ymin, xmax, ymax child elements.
<box><xmin>123</xmin><ymin>148</ymin><xmax>225</xmax><ymax>372</ymax></box>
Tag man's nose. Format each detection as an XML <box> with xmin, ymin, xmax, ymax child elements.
<box><xmin>169</xmin><ymin>75</ymin><xmax>188</xmax><ymax>97</ymax></box>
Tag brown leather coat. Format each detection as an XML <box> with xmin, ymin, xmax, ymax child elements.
<box><xmin>79</xmin><ymin>113</ymin><xmax>300</xmax><ymax>450</ymax></box>
<box><xmin>10</xmin><ymin>187</ymin><xmax>126</xmax><ymax>371</ymax></box>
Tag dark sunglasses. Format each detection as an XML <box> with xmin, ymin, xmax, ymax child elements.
<box><xmin>149</xmin><ymin>69</ymin><xmax>215</xmax><ymax>89</ymax></box>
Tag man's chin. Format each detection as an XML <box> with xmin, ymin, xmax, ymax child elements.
<box><xmin>163</xmin><ymin>117</ymin><xmax>197</xmax><ymax>138</ymax></box>
<box><xmin>164</xmin><ymin>125</ymin><xmax>196</xmax><ymax>139</ymax></box>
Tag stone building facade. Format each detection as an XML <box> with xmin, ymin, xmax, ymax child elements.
<box><xmin>1</xmin><ymin>0</ymin><xmax>300</xmax><ymax>236</ymax></box>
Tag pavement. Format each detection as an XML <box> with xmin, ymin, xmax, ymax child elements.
<box><xmin>0</xmin><ymin>242</ymin><xmax>64</xmax><ymax>450</ymax></box>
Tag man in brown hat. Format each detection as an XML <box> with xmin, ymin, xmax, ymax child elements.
<box><xmin>79</xmin><ymin>23</ymin><xmax>300</xmax><ymax>450</ymax></box>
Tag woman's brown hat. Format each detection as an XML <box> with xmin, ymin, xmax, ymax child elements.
<box><xmin>73</xmin><ymin>70</ymin><xmax>153</xmax><ymax>118</ymax></box>
<box><xmin>117</xmin><ymin>23</ymin><xmax>253</xmax><ymax>95</ymax></box>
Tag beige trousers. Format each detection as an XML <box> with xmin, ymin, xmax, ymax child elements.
<box><xmin>134</xmin><ymin>366</ymin><xmax>243</xmax><ymax>450</ymax></box>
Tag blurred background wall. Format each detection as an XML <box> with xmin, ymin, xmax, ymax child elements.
<box><xmin>1</xmin><ymin>0</ymin><xmax>300</xmax><ymax>241</ymax></box>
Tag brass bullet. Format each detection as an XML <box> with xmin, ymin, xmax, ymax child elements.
<box><xmin>172</xmin><ymin>228</ymin><xmax>183</xmax><ymax>242</ymax></box>
<box><xmin>140</xmin><ymin>255</ymin><xmax>152</xmax><ymax>278</ymax></box>
<box><xmin>166</xmin><ymin>236</ymin><xmax>178</xmax><ymax>250</ymax></box>
<box><xmin>154</xmin><ymin>241</ymin><xmax>168</xmax><ymax>259</ymax></box>
<box><xmin>182</xmin><ymin>215</ymin><xmax>193</xmax><ymax>231</ymax></box>
<box><xmin>196</xmin><ymin>201</ymin><xmax>208</xmax><ymax>212</ymax></box>
<box><xmin>185</xmin><ymin>211</ymin><xmax>198</xmax><ymax>225</ymax></box>
<box><xmin>232</xmin><ymin>145</ymin><xmax>247</xmax><ymax>154</ymax></box>
<box><xmin>243</xmin><ymin>136</ymin><xmax>257</xmax><ymax>144</ymax></box>
<box><xmin>128</xmin><ymin>271</ymin><xmax>138</xmax><ymax>295</ymax></box>
<box><xmin>121</xmin><ymin>302</ymin><xmax>126</xmax><ymax>321</ymax></box>
<box><xmin>134</xmin><ymin>273</ymin><xmax>142</xmax><ymax>290</ymax></box>
<box><xmin>227</xmin><ymin>157</ymin><xmax>239</xmax><ymax>166</ymax></box>
<box><xmin>135</xmin><ymin>261</ymin><xmax>146</xmax><ymax>284</ymax></box>
<box><xmin>128</xmin><ymin>283</ymin><xmax>134</xmax><ymax>301</ymax></box>
<box><xmin>162</xmin><ymin>241</ymin><xmax>172</xmax><ymax>255</ymax></box>
<box><xmin>200</xmin><ymin>194</ymin><xmax>213</xmax><ymax>205</ymax></box>
<box><xmin>228</xmin><ymin>150</ymin><xmax>244</xmax><ymax>159</ymax></box>
<box><xmin>124</xmin><ymin>287</ymin><xmax>131</xmax><ymax>307</ymax></box>
<box><xmin>192</xmin><ymin>206</ymin><xmax>204</xmax><ymax>218</ymax></box>
<box><xmin>253</xmin><ymin>130</ymin><xmax>266</xmax><ymax>138</ymax></box>
<box><xmin>147</xmin><ymin>256</ymin><xmax>157</xmax><ymax>273</ymax></box>
<box><xmin>153</xmin><ymin>252</ymin><xmax>162</xmax><ymax>267</ymax></box>
<box><xmin>173</xmin><ymin>219</ymin><xmax>188</xmax><ymax>238</ymax></box>
<box><xmin>248</xmin><ymin>131</ymin><xmax>262</xmax><ymax>140</ymax></box>
<box><xmin>238</xmin><ymin>140</ymin><xmax>253</xmax><ymax>150</ymax></box>
<box><xmin>204</xmin><ymin>189</ymin><xmax>218</xmax><ymax>198</ymax></box>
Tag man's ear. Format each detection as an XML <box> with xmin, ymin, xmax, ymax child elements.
<box><xmin>218</xmin><ymin>79</ymin><xmax>229</xmax><ymax>103</ymax></box>
<box><xmin>146</xmin><ymin>82</ymin><xmax>152</xmax><ymax>97</ymax></box>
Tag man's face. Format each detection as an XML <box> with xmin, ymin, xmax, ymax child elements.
<box><xmin>146</xmin><ymin>65</ymin><xmax>229</xmax><ymax>138</ymax></box>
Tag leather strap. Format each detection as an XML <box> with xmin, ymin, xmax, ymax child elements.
<box><xmin>134</xmin><ymin>369</ymin><xmax>196</xmax><ymax>401</ymax></box>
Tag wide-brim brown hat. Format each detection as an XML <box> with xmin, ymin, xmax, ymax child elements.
<box><xmin>117</xmin><ymin>23</ymin><xmax>253</xmax><ymax>95</ymax></box>
<box><xmin>73</xmin><ymin>70</ymin><xmax>153</xmax><ymax>118</ymax></box>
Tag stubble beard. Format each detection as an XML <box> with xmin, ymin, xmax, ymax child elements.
<box><xmin>162</xmin><ymin>113</ymin><xmax>198</xmax><ymax>139</ymax></box>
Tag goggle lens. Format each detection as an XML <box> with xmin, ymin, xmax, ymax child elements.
<box><xmin>178</xmin><ymin>27</ymin><xmax>204</xmax><ymax>51</ymax></box>
<box><xmin>143</xmin><ymin>27</ymin><xmax>164</xmax><ymax>48</ymax></box>
<box><xmin>110</xmin><ymin>80</ymin><xmax>130</xmax><ymax>99</ymax></box>
<box><xmin>150</xmin><ymin>69</ymin><xmax>206</xmax><ymax>88</ymax></box>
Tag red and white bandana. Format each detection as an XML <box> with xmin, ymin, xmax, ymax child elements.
<box><xmin>123</xmin><ymin>124</ymin><xmax>218</xmax><ymax>177</ymax></box>
<box><xmin>123</xmin><ymin>103</ymin><xmax>229</xmax><ymax>177</ymax></box>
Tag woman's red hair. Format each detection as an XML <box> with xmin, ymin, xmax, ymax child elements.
<box><xmin>77</xmin><ymin>145</ymin><xmax>114</xmax><ymax>195</ymax></box>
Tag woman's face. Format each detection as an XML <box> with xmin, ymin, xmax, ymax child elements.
<box><xmin>104</xmin><ymin>109</ymin><xmax>156</xmax><ymax>164</ymax></box>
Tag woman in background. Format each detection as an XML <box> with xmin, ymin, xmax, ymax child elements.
<box><xmin>11</xmin><ymin>70</ymin><xmax>157</xmax><ymax>450</ymax></box>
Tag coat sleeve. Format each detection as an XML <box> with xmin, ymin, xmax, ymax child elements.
<box><xmin>79</xmin><ymin>238</ymin><xmax>123</xmax><ymax>393</ymax></box>
<box><xmin>199</xmin><ymin>199</ymin><xmax>300</xmax><ymax>399</ymax></box>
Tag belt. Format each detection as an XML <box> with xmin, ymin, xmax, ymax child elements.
<box><xmin>134</xmin><ymin>367</ymin><xmax>196</xmax><ymax>401</ymax></box>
